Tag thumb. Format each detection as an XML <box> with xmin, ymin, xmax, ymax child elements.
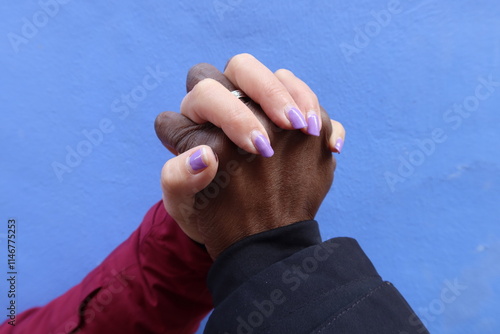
<box><xmin>161</xmin><ymin>145</ymin><xmax>218</xmax><ymax>243</ymax></box>
<box><xmin>155</xmin><ymin>110</ymin><xmax>201</xmax><ymax>155</ymax></box>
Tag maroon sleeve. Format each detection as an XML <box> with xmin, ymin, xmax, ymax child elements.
<box><xmin>1</xmin><ymin>201</ymin><xmax>214</xmax><ymax>334</ymax></box>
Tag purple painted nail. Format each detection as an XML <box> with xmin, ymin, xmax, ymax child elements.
<box><xmin>253</xmin><ymin>132</ymin><xmax>274</xmax><ymax>158</ymax></box>
<box><xmin>189</xmin><ymin>149</ymin><xmax>208</xmax><ymax>172</ymax></box>
<box><xmin>307</xmin><ymin>113</ymin><xmax>320</xmax><ymax>136</ymax></box>
<box><xmin>287</xmin><ymin>107</ymin><xmax>307</xmax><ymax>129</ymax></box>
<box><xmin>334</xmin><ymin>138</ymin><xmax>344</xmax><ymax>153</ymax></box>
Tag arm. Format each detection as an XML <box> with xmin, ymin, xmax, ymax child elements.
<box><xmin>155</xmin><ymin>55</ymin><xmax>427</xmax><ymax>333</ymax></box>
<box><xmin>204</xmin><ymin>221</ymin><xmax>429</xmax><ymax>333</ymax></box>
<box><xmin>2</xmin><ymin>54</ymin><xmax>343</xmax><ymax>334</ymax></box>
<box><xmin>1</xmin><ymin>201</ymin><xmax>213</xmax><ymax>334</ymax></box>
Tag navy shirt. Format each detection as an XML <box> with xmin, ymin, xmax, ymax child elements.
<box><xmin>205</xmin><ymin>220</ymin><xmax>429</xmax><ymax>334</ymax></box>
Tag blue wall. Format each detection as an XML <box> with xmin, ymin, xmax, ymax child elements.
<box><xmin>1</xmin><ymin>1</ymin><xmax>499</xmax><ymax>333</ymax></box>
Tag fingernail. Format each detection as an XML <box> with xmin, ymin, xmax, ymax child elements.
<box><xmin>286</xmin><ymin>106</ymin><xmax>307</xmax><ymax>129</ymax></box>
<box><xmin>189</xmin><ymin>148</ymin><xmax>208</xmax><ymax>172</ymax></box>
<box><xmin>334</xmin><ymin>138</ymin><xmax>344</xmax><ymax>154</ymax></box>
<box><xmin>252</xmin><ymin>131</ymin><xmax>274</xmax><ymax>158</ymax></box>
<box><xmin>307</xmin><ymin>112</ymin><xmax>320</xmax><ymax>136</ymax></box>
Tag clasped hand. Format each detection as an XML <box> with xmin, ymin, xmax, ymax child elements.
<box><xmin>155</xmin><ymin>54</ymin><xmax>345</xmax><ymax>259</ymax></box>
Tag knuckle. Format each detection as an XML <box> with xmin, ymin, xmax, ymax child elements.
<box><xmin>187</xmin><ymin>62</ymin><xmax>211</xmax><ymax>78</ymax></box>
<box><xmin>235</xmin><ymin>52</ymin><xmax>255</xmax><ymax>62</ymax></box>
<box><xmin>186</xmin><ymin>62</ymin><xmax>213</xmax><ymax>92</ymax></box>
<box><xmin>261</xmin><ymin>81</ymin><xmax>287</xmax><ymax>100</ymax></box>
<box><xmin>192</xmin><ymin>78</ymin><xmax>219</xmax><ymax>98</ymax></box>
<box><xmin>307</xmin><ymin>91</ymin><xmax>319</xmax><ymax>107</ymax></box>
<box><xmin>161</xmin><ymin>161</ymin><xmax>176</xmax><ymax>190</ymax></box>
<box><xmin>274</xmin><ymin>68</ymin><xmax>294</xmax><ymax>77</ymax></box>
<box><xmin>311</xmin><ymin>91</ymin><xmax>318</xmax><ymax>102</ymax></box>
<box><xmin>226</xmin><ymin>53</ymin><xmax>255</xmax><ymax>72</ymax></box>
<box><xmin>174</xmin><ymin>132</ymin><xmax>196</xmax><ymax>154</ymax></box>
<box><xmin>289</xmin><ymin>84</ymin><xmax>317</xmax><ymax>107</ymax></box>
<box><xmin>220</xmin><ymin>105</ymin><xmax>250</xmax><ymax>130</ymax></box>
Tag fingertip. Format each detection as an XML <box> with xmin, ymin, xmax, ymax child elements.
<box><xmin>332</xmin><ymin>137</ymin><xmax>344</xmax><ymax>154</ymax></box>
<box><xmin>188</xmin><ymin>147</ymin><xmax>209</xmax><ymax>174</ymax></box>
<box><xmin>161</xmin><ymin>146</ymin><xmax>219</xmax><ymax>197</ymax></box>
<box><xmin>286</xmin><ymin>106</ymin><xmax>307</xmax><ymax>129</ymax></box>
<box><xmin>306</xmin><ymin>111</ymin><xmax>321</xmax><ymax>136</ymax></box>
<box><xmin>252</xmin><ymin>130</ymin><xmax>274</xmax><ymax>158</ymax></box>
<box><xmin>329</xmin><ymin>119</ymin><xmax>346</xmax><ymax>154</ymax></box>
<box><xmin>187</xmin><ymin>145</ymin><xmax>219</xmax><ymax>174</ymax></box>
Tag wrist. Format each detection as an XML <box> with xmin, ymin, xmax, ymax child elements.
<box><xmin>203</xmin><ymin>213</ymin><xmax>315</xmax><ymax>259</ymax></box>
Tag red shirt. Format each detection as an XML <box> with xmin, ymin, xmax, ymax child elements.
<box><xmin>1</xmin><ymin>201</ymin><xmax>213</xmax><ymax>334</ymax></box>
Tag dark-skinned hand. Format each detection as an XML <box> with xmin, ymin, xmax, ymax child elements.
<box><xmin>155</xmin><ymin>55</ymin><xmax>345</xmax><ymax>259</ymax></box>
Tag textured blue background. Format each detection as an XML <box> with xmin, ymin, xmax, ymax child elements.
<box><xmin>1</xmin><ymin>1</ymin><xmax>499</xmax><ymax>333</ymax></box>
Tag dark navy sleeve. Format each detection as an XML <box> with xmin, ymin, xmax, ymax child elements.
<box><xmin>204</xmin><ymin>220</ymin><xmax>429</xmax><ymax>334</ymax></box>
